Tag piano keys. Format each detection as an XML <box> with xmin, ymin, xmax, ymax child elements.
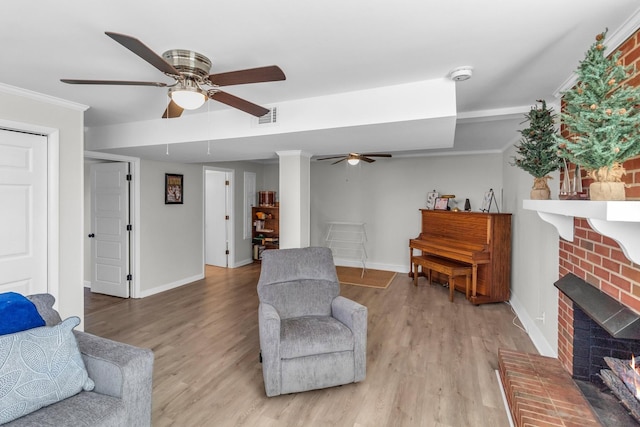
<box><xmin>409</xmin><ymin>209</ymin><xmax>512</xmax><ymax>304</ymax></box>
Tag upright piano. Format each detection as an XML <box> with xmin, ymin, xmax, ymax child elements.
<box><xmin>409</xmin><ymin>209</ymin><xmax>512</xmax><ymax>305</ymax></box>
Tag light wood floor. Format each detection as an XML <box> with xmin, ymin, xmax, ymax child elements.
<box><xmin>84</xmin><ymin>264</ymin><xmax>537</xmax><ymax>427</ymax></box>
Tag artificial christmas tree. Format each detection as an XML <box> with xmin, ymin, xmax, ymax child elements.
<box><xmin>511</xmin><ymin>100</ymin><xmax>561</xmax><ymax>199</ymax></box>
<box><xmin>554</xmin><ymin>29</ymin><xmax>640</xmax><ymax>200</ymax></box>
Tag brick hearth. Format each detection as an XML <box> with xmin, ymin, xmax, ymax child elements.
<box><xmin>498</xmin><ymin>349</ymin><xmax>599</xmax><ymax>427</ymax></box>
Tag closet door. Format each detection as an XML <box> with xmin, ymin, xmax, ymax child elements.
<box><xmin>0</xmin><ymin>129</ymin><xmax>48</xmax><ymax>295</ymax></box>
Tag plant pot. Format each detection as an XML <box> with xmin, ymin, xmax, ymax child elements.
<box><xmin>530</xmin><ymin>188</ymin><xmax>551</xmax><ymax>200</ymax></box>
<box><xmin>530</xmin><ymin>176</ymin><xmax>551</xmax><ymax>200</ymax></box>
<box><xmin>589</xmin><ymin>181</ymin><xmax>626</xmax><ymax>201</ymax></box>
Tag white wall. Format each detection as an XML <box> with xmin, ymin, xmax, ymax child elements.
<box><xmin>0</xmin><ymin>89</ymin><xmax>85</xmax><ymax>324</ymax></box>
<box><xmin>267</xmin><ymin>153</ymin><xmax>504</xmax><ymax>271</ymax></box>
<box><xmin>502</xmin><ymin>144</ymin><xmax>559</xmax><ymax>356</ymax></box>
<box><xmin>138</xmin><ymin>159</ymin><xmax>204</xmax><ymax>296</ymax></box>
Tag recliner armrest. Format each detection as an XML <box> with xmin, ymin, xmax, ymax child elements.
<box><xmin>74</xmin><ymin>331</ymin><xmax>154</xmax><ymax>427</ymax></box>
<box><xmin>258</xmin><ymin>303</ymin><xmax>282</xmax><ymax>397</ymax></box>
<box><xmin>332</xmin><ymin>296</ymin><xmax>368</xmax><ymax>382</ymax></box>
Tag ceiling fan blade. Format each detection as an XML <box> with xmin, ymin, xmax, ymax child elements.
<box><xmin>360</xmin><ymin>157</ymin><xmax>376</xmax><ymax>163</ymax></box>
<box><xmin>210</xmin><ymin>91</ymin><xmax>269</xmax><ymax>117</ymax></box>
<box><xmin>316</xmin><ymin>155</ymin><xmax>348</xmax><ymax>161</ymax></box>
<box><xmin>105</xmin><ymin>31</ymin><xmax>180</xmax><ymax>76</ymax></box>
<box><xmin>360</xmin><ymin>153</ymin><xmax>392</xmax><ymax>158</ymax></box>
<box><xmin>332</xmin><ymin>158</ymin><xmax>347</xmax><ymax>165</ymax></box>
<box><xmin>209</xmin><ymin>65</ymin><xmax>286</xmax><ymax>86</ymax></box>
<box><xmin>162</xmin><ymin>100</ymin><xmax>184</xmax><ymax>119</ymax></box>
<box><xmin>61</xmin><ymin>79</ymin><xmax>168</xmax><ymax>87</ymax></box>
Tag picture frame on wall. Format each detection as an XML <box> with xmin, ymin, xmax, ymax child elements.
<box><xmin>426</xmin><ymin>191</ymin><xmax>439</xmax><ymax>210</ymax></box>
<box><xmin>165</xmin><ymin>173</ymin><xmax>183</xmax><ymax>204</ymax></box>
<box><xmin>434</xmin><ymin>197</ymin><xmax>449</xmax><ymax>210</ymax></box>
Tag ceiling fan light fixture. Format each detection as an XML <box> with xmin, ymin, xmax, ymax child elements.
<box><xmin>347</xmin><ymin>158</ymin><xmax>360</xmax><ymax>165</ymax></box>
<box><xmin>169</xmin><ymin>80</ymin><xmax>207</xmax><ymax>110</ymax></box>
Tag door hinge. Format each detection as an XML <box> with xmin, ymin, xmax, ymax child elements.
<box><xmin>126</xmin><ymin>274</ymin><xmax>132</xmax><ymax>281</ymax></box>
<box><xmin>225</xmin><ymin>180</ymin><xmax>230</xmax><ymax>186</ymax></box>
<box><xmin>126</xmin><ymin>174</ymin><xmax>132</xmax><ymax>181</ymax></box>
<box><xmin>225</xmin><ymin>250</ymin><xmax>230</xmax><ymax>255</ymax></box>
<box><xmin>126</xmin><ymin>224</ymin><xmax>132</xmax><ymax>231</ymax></box>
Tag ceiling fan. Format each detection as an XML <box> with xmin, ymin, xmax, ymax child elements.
<box><xmin>61</xmin><ymin>31</ymin><xmax>285</xmax><ymax>119</ymax></box>
<box><xmin>316</xmin><ymin>153</ymin><xmax>392</xmax><ymax>165</ymax></box>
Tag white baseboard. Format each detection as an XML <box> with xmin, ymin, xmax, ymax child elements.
<box><xmin>137</xmin><ymin>273</ymin><xmax>204</xmax><ymax>298</ymax></box>
<box><xmin>84</xmin><ymin>280</ymin><xmax>91</xmax><ymax>288</ymax></box>
<box><xmin>232</xmin><ymin>258</ymin><xmax>254</xmax><ymax>268</ymax></box>
<box><xmin>508</xmin><ymin>295</ymin><xmax>556</xmax><ymax>357</ymax></box>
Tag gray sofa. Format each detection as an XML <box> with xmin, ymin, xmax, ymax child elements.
<box><xmin>258</xmin><ymin>247</ymin><xmax>367</xmax><ymax>397</ymax></box>
<box><xmin>4</xmin><ymin>294</ymin><xmax>154</xmax><ymax>427</ymax></box>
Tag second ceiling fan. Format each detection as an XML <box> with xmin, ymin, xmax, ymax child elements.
<box><xmin>316</xmin><ymin>153</ymin><xmax>392</xmax><ymax>165</ymax></box>
<box><xmin>61</xmin><ymin>32</ymin><xmax>285</xmax><ymax>119</ymax></box>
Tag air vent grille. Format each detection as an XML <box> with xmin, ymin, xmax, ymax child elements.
<box><xmin>258</xmin><ymin>107</ymin><xmax>277</xmax><ymax>125</ymax></box>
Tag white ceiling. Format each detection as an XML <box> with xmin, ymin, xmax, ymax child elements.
<box><xmin>2</xmin><ymin>1</ymin><xmax>640</xmax><ymax>163</ymax></box>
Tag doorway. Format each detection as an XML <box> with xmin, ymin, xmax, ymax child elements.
<box><xmin>84</xmin><ymin>151</ymin><xmax>140</xmax><ymax>298</ymax></box>
<box><xmin>204</xmin><ymin>167</ymin><xmax>233</xmax><ymax>268</ymax></box>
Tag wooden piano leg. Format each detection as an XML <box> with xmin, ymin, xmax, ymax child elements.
<box><xmin>472</xmin><ymin>264</ymin><xmax>478</xmax><ymax>298</ymax></box>
<box><xmin>465</xmin><ymin>273</ymin><xmax>471</xmax><ymax>299</ymax></box>
<box><xmin>413</xmin><ymin>261</ymin><xmax>418</xmax><ymax>286</ymax></box>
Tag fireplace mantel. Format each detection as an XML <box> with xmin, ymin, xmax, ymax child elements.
<box><xmin>523</xmin><ymin>200</ymin><xmax>640</xmax><ymax>264</ymax></box>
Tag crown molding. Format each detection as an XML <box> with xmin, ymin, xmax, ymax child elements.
<box><xmin>553</xmin><ymin>8</ymin><xmax>640</xmax><ymax>98</ymax></box>
<box><xmin>0</xmin><ymin>82</ymin><xmax>89</xmax><ymax>112</ymax></box>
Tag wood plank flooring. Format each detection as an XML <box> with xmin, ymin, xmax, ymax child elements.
<box><xmin>84</xmin><ymin>264</ymin><xmax>538</xmax><ymax>427</ymax></box>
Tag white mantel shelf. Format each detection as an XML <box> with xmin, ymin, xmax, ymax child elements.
<box><xmin>523</xmin><ymin>200</ymin><xmax>640</xmax><ymax>264</ymax></box>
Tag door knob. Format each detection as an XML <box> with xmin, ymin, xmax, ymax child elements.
<box><xmin>88</xmin><ymin>233</ymin><xmax>95</xmax><ymax>238</ymax></box>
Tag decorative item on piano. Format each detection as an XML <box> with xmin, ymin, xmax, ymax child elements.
<box><xmin>426</xmin><ymin>190</ymin><xmax>439</xmax><ymax>210</ymax></box>
<box><xmin>434</xmin><ymin>197</ymin><xmax>450</xmax><ymax>210</ymax></box>
<box><xmin>480</xmin><ymin>189</ymin><xmax>499</xmax><ymax>213</ymax></box>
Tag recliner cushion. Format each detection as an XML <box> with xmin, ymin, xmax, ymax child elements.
<box><xmin>280</xmin><ymin>316</ymin><xmax>354</xmax><ymax>359</ymax></box>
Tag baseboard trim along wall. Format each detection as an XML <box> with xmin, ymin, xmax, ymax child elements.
<box><xmin>138</xmin><ymin>273</ymin><xmax>205</xmax><ymax>299</ymax></box>
<box><xmin>508</xmin><ymin>294</ymin><xmax>556</xmax><ymax>358</ymax></box>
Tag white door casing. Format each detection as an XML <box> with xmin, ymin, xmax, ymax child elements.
<box><xmin>90</xmin><ymin>162</ymin><xmax>130</xmax><ymax>298</ymax></box>
<box><xmin>0</xmin><ymin>129</ymin><xmax>48</xmax><ymax>295</ymax></box>
<box><xmin>205</xmin><ymin>170</ymin><xmax>229</xmax><ymax>267</ymax></box>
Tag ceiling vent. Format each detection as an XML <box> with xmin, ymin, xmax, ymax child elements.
<box><xmin>258</xmin><ymin>107</ymin><xmax>278</xmax><ymax>125</ymax></box>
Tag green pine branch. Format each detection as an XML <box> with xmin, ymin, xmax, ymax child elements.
<box><xmin>554</xmin><ymin>29</ymin><xmax>640</xmax><ymax>172</ymax></box>
<box><xmin>511</xmin><ymin>100</ymin><xmax>561</xmax><ymax>178</ymax></box>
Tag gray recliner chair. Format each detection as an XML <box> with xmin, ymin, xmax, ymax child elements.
<box><xmin>257</xmin><ymin>247</ymin><xmax>367</xmax><ymax>397</ymax></box>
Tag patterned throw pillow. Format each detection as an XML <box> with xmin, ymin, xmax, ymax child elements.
<box><xmin>0</xmin><ymin>317</ymin><xmax>95</xmax><ymax>424</ymax></box>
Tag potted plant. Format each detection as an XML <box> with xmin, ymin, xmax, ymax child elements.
<box><xmin>554</xmin><ymin>30</ymin><xmax>640</xmax><ymax>200</ymax></box>
<box><xmin>511</xmin><ymin>100</ymin><xmax>562</xmax><ymax>199</ymax></box>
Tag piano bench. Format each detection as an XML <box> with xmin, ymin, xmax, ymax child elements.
<box><xmin>411</xmin><ymin>255</ymin><xmax>472</xmax><ymax>302</ymax></box>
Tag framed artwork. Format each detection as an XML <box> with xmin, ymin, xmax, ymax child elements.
<box><xmin>426</xmin><ymin>191</ymin><xmax>439</xmax><ymax>209</ymax></box>
<box><xmin>481</xmin><ymin>189</ymin><xmax>494</xmax><ymax>212</ymax></box>
<box><xmin>165</xmin><ymin>173</ymin><xmax>183</xmax><ymax>204</ymax></box>
<box><xmin>434</xmin><ymin>197</ymin><xmax>449</xmax><ymax>210</ymax></box>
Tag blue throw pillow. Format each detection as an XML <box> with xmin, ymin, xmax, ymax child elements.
<box><xmin>0</xmin><ymin>316</ymin><xmax>95</xmax><ymax>424</ymax></box>
<box><xmin>0</xmin><ymin>292</ymin><xmax>45</xmax><ymax>335</ymax></box>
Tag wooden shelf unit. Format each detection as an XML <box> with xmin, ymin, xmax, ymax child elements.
<box><xmin>252</xmin><ymin>206</ymin><xmax>279</xmax><ymax>260</ymax></box>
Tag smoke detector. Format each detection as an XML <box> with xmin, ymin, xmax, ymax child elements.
<box><xmin>449</xmin><ymin>66</ymin><xmax>473</xmax><ymax>82</ymax></box>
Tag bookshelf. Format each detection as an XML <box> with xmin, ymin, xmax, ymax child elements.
<box><xmin>252</xmin><ymin>206</ymin><xmax>279</xmax><ymax>261</ymax></box>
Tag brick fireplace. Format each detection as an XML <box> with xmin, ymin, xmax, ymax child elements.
<box><xmin>556</xmin><ymin>26</ymin><xmax>640</xmax><ymax>377</ymax></box>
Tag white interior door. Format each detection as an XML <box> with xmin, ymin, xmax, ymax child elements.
<box><xmin>90</xmin><ymin>162</ymin><xmax>130</xmax><ymax>297</ymax></box>
<box><xmin>0</xmin><ymin>129</ymin><xmax>48</xmax><ymax>295</ymax></box>
<box><xmin>205</xmin><ymin>170</ymin><xmax>229</xmax><ymax>267</ymax></box>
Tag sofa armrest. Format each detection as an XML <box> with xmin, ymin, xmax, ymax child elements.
<box><xmin>258</xmin><ymin>302</ymin><xmax>282</xmax><ymax>397</ymax></box>
<box><xmin>74</xmin><ymin>331</ymin><xmax>154</xmax><ymax>427</ymax></box>
<box><xmin>332</xmin><ymin>296</ymin><xmax>368</xmax><ymax>382</ymax></box>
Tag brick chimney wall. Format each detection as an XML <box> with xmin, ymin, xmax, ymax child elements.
<box><xmin>556</xmin><ymin>28</ymin><xmax>640</xmax><ymax>374</ymax></box>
